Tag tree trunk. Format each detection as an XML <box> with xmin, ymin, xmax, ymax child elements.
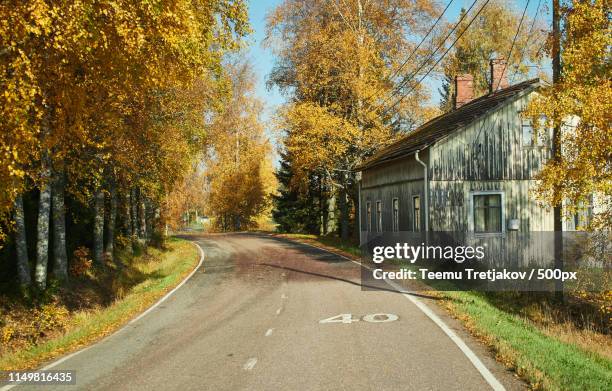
<box><xmin>105</xmin><ymin>180</ymin><xmax>117</xmax><ymax>260</ymax></box>
<box><xmin>131</xmin><ymin>188</ymin><xmax>138</xmax><ymax>240</ymax></box>
<box><xmin>14</xmin><ymin>195</ymin><xmax>31</xmax><ymax>288</ymax></box>
<box><xmin>51</xmin><ymin>169</ymin><xmax>68</xmax><ymax>281</ymax></box>
<box><xmin>35</xmin><ymin>157</ymin><xmax>52</xmax><ymax>290</ymax></box>
<box><xmin>93</xmin><ymin>187</ymin><xmax>105</xmax><ymax>264</ymax></box>
<box><xmin>339</xmin><ymin>188</ymin><xmax>349</xmax><ymax>241</ymax></box>
<box><xmin>320</xmin><ymin>179</ymin><xmax>328</xmax><ymax>235</ymax></box>
<box><xmin>138</xmin><ymin>192</ymin><xmax>147</xmax><ymax>240</ymax></box>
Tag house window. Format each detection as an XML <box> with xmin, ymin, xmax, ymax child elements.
<box><xmin>522</xmin><ymin>116</ymin><xmax>549</xmax><ymax>146</ymax></box>
<box><xmin>473</xmin><ymin>194</ymin><xmax>503</xmax><ymax>233</ymax></box>
<box><xmin>366</xmin><ymin>202</ymin><xmax>372</xmax><ymax>232</ymax></box>
<box><xmin>522</xmin><ymin>118</ymin><xmax>535</xmax><ymax>146</ymax></box>
<box><xmin>573</xmin><ymin>195</ymin><xmax>593</xmax><ymax>230</ymax></box>
<box><xmin>413</xmin><ymin>196</ymin><xmax>421</xmax><ymax>232</ymax></box>
<box><xmin>376</xmin><ymin>201</ymin><xmax>382</xmax><ymax>232</ymax></box>
<box><xmin>392</xmin><ymin>198</ymin><xmax>399</xmax><ymax>232</ymax></box>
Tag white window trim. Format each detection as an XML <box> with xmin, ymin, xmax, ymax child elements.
<box><xmin>468</xmin><ymin>190</ymin><xmax>506</xmax><ymax>235</ymax></box>
<box><xmin>392</xmin><ymin>197</ymin><xmax>399</xmax><ymax>232</ymax></box>
<box><xmin>412</xmin><ymin>195</ymin><xmax>421</xmax><ymax>232</ymax></box>
<box><xmin>376</xmin><ymin>200</ymin><xmax>382</xmax><ymax>233</ymax></box>
<box><xmin>366</xmin><ymin>201</ymin><xmax>371</xmax><ymax>232</ymax></box>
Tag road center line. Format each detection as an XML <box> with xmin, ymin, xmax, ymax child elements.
<box><xmin>265</xmin><ymin>328</ymin><xmax>274</xmax><ymax>337</ymax></box>
<box><xmin>289</xmin><ymin>238</ymin><xmax>505</xmax><ymax>391</ymax></box>
<box><xmin>243</xmin><ymin>358</ymin><xmax>258</xmax><ymax>371</ymax></box>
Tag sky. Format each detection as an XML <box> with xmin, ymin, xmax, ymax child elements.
<box><xmin>246</xmin><ymin>0</ymin><xmax>551</xmax><ymax>130</ymax></box>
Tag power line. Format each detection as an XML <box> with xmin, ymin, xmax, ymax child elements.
<box><xmin>378</xmin><ymin>0</ymin><xmax>479</xmax><ymax>113</ymax></box>
<box><xmin>365</xmin><ymin>0</ymin><xmax>480</xmax><ymax>118</ymax></box>
<box><xmin>495</xmin><ymin>0</ymin><xmax>531</xmax><ymax>91</ymax></box>
<box><xmin>510</xmin><ymin>0</ymin><xmax>542</xmax><ymax>84</ymax></box>
<box><xmin>363</xmin><ymin>0</ymin><xmax>455</xmax><ymax>103</ymax></box>
<box><xmin>380</xmin><ymin>0</ymin><xmax>491</xmax><ymax>117</ymax></box>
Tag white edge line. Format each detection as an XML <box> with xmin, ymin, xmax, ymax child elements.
<box><xmin>0</xmin><ymin>241</ymin><xmax>205</xmax><ymax>391</ymax></box>
<box><xmin>284</xmin><ymin>237</ymin><xmax>505</xmax><ymax>391</ymax></box>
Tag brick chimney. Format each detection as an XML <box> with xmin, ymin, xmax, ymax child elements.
<box><xmin>454</xmin><ymin>74</ymin><xmax>474</xmax><ymax>109</ymax></box>
<box><xmin>490</xmin><ymin>58</ymin><xmax>508</xmax><ymax>92</ymax></box>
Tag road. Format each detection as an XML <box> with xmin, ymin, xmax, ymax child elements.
<box><xmin>16</xmin><ymin>233</ymin><xmax>525</xmax><ymax>390</ymax></box>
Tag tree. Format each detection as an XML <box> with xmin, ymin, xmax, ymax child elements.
<box><xmin>267</xmin><ymin>0</ymin><xmax>441</xmax><ymax>239</ymax></box>
<box><xmin>0</xmin><ymin>0</ymin><xmax>250</xmax><ymax>290</ymax></box>
<box><xmin>273</xmin><ymin>153</ymin><xmax>325</xmax><ymax>234</ymax></box>
<box><xmin>439</xmin><ymin>1</ymin><xmax>547</xmax><ymax>111</ymax></box>
<box><xmin>204</xmin><ymin>60</ymin><xmax>276</xmax><ymax>231</ymax></box>
<box><xmin>525</xmin><ymin>0</ymin><xmax>611</xmax><ymax>228</ymax></box>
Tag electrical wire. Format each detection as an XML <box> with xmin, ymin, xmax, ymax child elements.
<box><xmin>362</xmin><ymin>0</ymin><xmax>455</xmax><ymax>104</ymax></box>
<box><xmin>371</xmin><ymin>0</ymin><xmax>480</xmax><ymax>116</ymax></box>
<box><xmin>379</xmin><ymin>0</ymin><xmax>491</xmax><ymax>117</ymax></box>
<box><xmin>495</xmin><ymin>0</ymin><xmax>531</xmax><ymax>91</ymax></box>
<box><xmin>510</xmin><ymin>0</ymin><xmax>542</xmax><ymax>84</ymax></box>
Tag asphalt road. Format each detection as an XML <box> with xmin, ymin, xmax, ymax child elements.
<box><xmin>16</xmin><ymin>233</ymin><xmax>525</xmax><ymax>390</ymax></box>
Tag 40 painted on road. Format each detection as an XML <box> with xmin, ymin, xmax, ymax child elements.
<box><xmin>319</xmin><ymin>313</ymin><xmax>399</xmax><ymax>324</ymax></box>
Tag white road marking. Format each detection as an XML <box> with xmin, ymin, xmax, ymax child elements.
<box><xmin>290</xmin><ymin>238</ymin><xmax>506</xmax><ymax>391</ymax></box>
<box><xmin>243</xmin><ymin>358</ymin><xmax>258</xmax><ymax>371</ymax></box>
<box><xmin>265</xmin><ymin>328</ymin><xmax>274</xmax><ymax>337</ymax></box>
<box><xmin>275</xmin><ymin>307</ymin><xmax>283</xmax><ymax>315</ymax></box>
<box><xmin>362</xmin><ymin>313</ymin><xmax>399</xmax><ymax>323</ymax></box>
<box><xmin>0</xmin><ymin>241</ymin><xmax>206</xmax><ymax>391</ymax></box>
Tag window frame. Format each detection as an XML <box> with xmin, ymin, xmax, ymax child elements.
<box><xmin>573</xmin><ymin>194</ymin><xmax>594</xmax><ymax>230</ymax></box>
<box><xmin>376</xmin><ymin>200</ymin><xmax>382</xmax><ymax>233</ymax></box>
<box><xmin>412</xmin><ymin>195</ymin><xmax>421</xmax><ymax>232</ymax></box>
<box><xmin>392</xmin><ymin>197</ymin><xmax>399</xmax><ymax>232</ymax></box>
<box><xmin>366</xmin><ymin>201</ymin><xmax>372</xmax><ymax>232</ymax></box>
<box><xmin>469</xmin><ymin>191</ymin><xmax>505</xmax><ymax>235</ymax></box>
<box><xmin>521</xmin><ymin>115</ymin><xmax>550</xmax><ymax>148</ymax></box>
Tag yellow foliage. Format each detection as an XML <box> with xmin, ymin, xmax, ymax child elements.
<box><xmin>525</xmin><ymin>0</ymin><xmax>611</xmax><ymax>225</ymax></box>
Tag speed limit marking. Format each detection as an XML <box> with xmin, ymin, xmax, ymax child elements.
<box><xmin>319</xmin><ymin>313</ymin><xmax>399</xmax><ymax>324</ymax></box>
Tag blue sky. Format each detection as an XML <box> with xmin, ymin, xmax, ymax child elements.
<box><xmin>246</xmin><ymin>0</ymin><xmax>550</xmax><ymax>125</ymax></box>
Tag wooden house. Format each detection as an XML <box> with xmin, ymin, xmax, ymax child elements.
<box><xmin>357</xmin><ymin>60</ymin><xmax>588</xmax><ymax>264</ymax></box>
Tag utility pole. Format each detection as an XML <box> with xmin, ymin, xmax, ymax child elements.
<box><xmin>552</xmin><ymin>0</ymin><xmax>564</xmax><ymax>300</ymax></box>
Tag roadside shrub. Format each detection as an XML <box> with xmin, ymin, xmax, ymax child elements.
<box><xmin>0</xmin><ymin>300</ymin><xmax>69</xmax><ymax>352</ymax></box>
<box><xmin>70</xmin><ymin>247</ymin><xmax>93</xmax><ymax>277</ymax></box>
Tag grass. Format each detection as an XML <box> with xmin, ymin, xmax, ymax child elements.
<box><xmin>0</xmin><ymin>237</ymin><xmax>199</xmax><ymax>371</ymax></box>
<box><xmin>280</xmin><ymin>233</ymin><xmax>612</xmax><ymax>391</ymax></box>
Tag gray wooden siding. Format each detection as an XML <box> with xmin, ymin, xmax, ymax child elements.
<box><xmin>429</xmin><ymin>180</ymin><xmax>554</xmax><ymax>231</ymax></box>
<box><xmin>360</xmin><ymin>91</ymin><xmax>558</xmax><ymax>235</ymax></box>
<box><xmin>361</xmin><ymin>154</ymin><xmax>426</xmax><ymax>233</ymax></box>
<box><xmin>429</xmin><ymin>92</ymin><xmax>551</xmax><ymax>181</ymax></box>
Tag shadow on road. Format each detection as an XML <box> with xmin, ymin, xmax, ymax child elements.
<box><xmin>261</xmin><ymin>263</ymin><xmax>440</xmax><ymax>301</ymax></box>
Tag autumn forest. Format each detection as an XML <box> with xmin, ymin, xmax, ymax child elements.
<box><xmin>0</xmin><ymin>0</ymin><xmax>609</xmax><ymax>343</ymax></box>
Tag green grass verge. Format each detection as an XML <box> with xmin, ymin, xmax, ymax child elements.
<box><xmin>0</xmin><ymin>238</ymin><xmax>199</xmax><ymax>371</ymax></box>
<box><xmin>442</xmin><ymin>290</ymin><xmax>612</xmax><ymax>390</ymax></box>
<box><xmin>281</xmin><ymin>234</ymin><xmax>612</xmax><ymax>391</ymax></box>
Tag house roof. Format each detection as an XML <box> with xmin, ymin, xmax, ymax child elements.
<box><xmin>356</xmin><ymin>78</ymin><xmax>541</xmax><ymax>171</ymax></box>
